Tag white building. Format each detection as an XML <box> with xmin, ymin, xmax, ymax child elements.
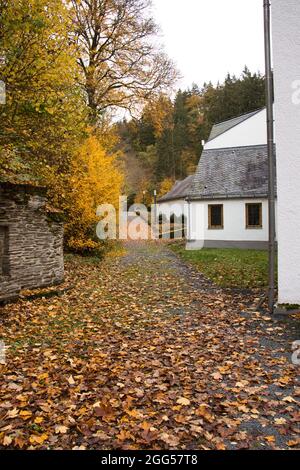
<box><xmin>272</xmin><ymin>0</ymin><xmax>300</xmax><ymax>304</ymax></box>
<box><xmin>158</xmin><ymin>0</ymin><xmax>300</xmax><ymax>305</ymax></box>
<box><xmin>185</xmin><ymin>108</ymin><xmax>277</xmax><ymax>250</ymax></box>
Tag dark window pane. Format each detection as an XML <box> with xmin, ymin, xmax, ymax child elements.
<box><xmin>210</xmin><ymin>205</ymin><xmax>222</xmax><ymax>227</ymax></box>
<box><xmin>247</xmin><ymin>204</ymin><xmax>261</xmax><ymax>227</ymax></box>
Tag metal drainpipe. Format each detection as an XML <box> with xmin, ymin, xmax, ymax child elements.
<box><xmin>187</xmin><ymin>199</ymin><xmax>191</xmax><ymax>241</ymax></box>
<box><xmin>264</xmin><ymin>0</ymin><xmax>276</xmax><ymax>314</ymax></box>
<box><xmin>153</xmin><ymin>190</ymin><xmax>157</xmax><ymax>238</ymax></box>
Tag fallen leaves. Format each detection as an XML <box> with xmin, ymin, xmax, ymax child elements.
<box><xmin>34</xmin><ymin>417</ymin><xmax>44</xmax><ymax>424</ymax></box>
<box><xmin>94</xmin><ymin>404</ymin><xmax>116</xmax><ymax>423</ymax></box>
<box><xmin>212</xmin><ymin>372</ymin><xmax>223</xmax><ymax>381</ymax></box>
<box><xmin>67</xmin><ymin>375</ymin><xmax>75</xmax><ymax>386</ymax></box>
<box><xmin>282</xmin><ymin>396</ymin><xmax>297</xmax><ymax>403</ymax></box>
<box><xmin>0</xmin><ymin>241</ymin><xmax>299</xmax><ymax>450</ymax></box>
<box><xmin>54</xmin><ymin>425</ymin><xmax>68</xmax><ymax>434</ymax></box>
<box><xmin>6</xmin><ymin>409</ymin><xmax>19</xmax><ymax>419</ymax></box>
<box><xmin>277</xmin><ymin>376</ymin><xmax>292</xmax><ymax>386</ymax></box>
<box><xmin>196</xmin><ymin>405</ymin><xmax>215</xmax><ymax>423</ymax></box>
<box><xmin>274</xmin><ymin>418</ymin><xmax>287</xmax><ymax>425</ymax></box>
<box><xmin>160</xmin><ymin>432</ymin><xmax>180</xmax><ymax>448</ymax></box>
<box><xmin>176</xmin><ymin>397</ymin><xmax>191</xmax><ymax>406</ymax></box>
<box><xmin>3</xmin><ymin>436</ymin><xmax>13</xmax><ymax>446</ymax></box>
<box><xmin>29</xmin><ymin>434</ymin><xmax>48</xmax><ymax>445</ymax></box>
<box><xmin>287</xmin><ymin>439</ymin><xmax>300</xmax><ymax>447</ymax></box>
<box><xmin>19</xmin><ymin>411</ymin><xmax>32</xmax><ymax>420</ymax></box>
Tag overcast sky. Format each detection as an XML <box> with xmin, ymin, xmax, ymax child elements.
<box><xmin>152</xmin><ymin>0</ymin><xmax>265</xmax><ymax>89</ymax></box>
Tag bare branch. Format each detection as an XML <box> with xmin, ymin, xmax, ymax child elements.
<box><xmin>70</xmin><ymin>0</ymin><xmax>179</xmax><ymax>120</ymax></box>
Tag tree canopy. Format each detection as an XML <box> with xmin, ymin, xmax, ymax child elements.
<box><xmin>119</xmin><ymin>67</ymin><xmax>266</xmax><ymax>197</ymax></box>
<box><xmin>0</xmin><ymin>1</ymin><xmax>265</xmax><ymax>250</ymax></box>
<box><xmin>0</xmin><ymin>0</ymin><xmax>87</xmax><ymax>179</ymax></box>
<box><xmin>71</xmin><ymin>0</ymin><xmax>178</xmax><ymax>121</ymax></box>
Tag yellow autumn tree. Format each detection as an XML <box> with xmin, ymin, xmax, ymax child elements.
<box><xmin>66</xmin><ymin>133</ymin><xmax>123</xmax><ymax>253</ymax></box>
<box><xmin>142</xmin><ymin>95</ymin><xmax>174</xmax><ymax>139</ymax></box>
<box><xmin>0</xmin><ymin>0</ymin><xmax>86</xmax><ymax>180</ymax></box>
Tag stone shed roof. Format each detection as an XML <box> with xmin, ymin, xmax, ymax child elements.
<box><xmin>207</xmin><ymin>108</ymin><xmax>263</xmax><ymax>142</ymax></box>
<box><xmin>0</xmin><ymin>181</ymin><xmax>63</xmax><ymax>215</ymax></box>
<box><xmin>0</xmin><ymin>180</ymin><xmax>46</xmax><ymax>195</ymax></box>
<box><xmin>159</xmin><ymin>175</ymin><xmax>194</xmax><ymax>203</ymax></box>
<box><xmin>188</xmin><ymin>144</ymin><xmax>276</xmax><ymax>200</ymax></box>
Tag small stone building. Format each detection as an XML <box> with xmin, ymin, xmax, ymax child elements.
<box><xmin>0</xmin><ymin>182</ymin><xmax>64</xmax><ymax>302</ymax></box>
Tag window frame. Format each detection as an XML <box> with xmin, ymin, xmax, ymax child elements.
<box><xmin>208</xmin><ymin>204</ymin><xmax>224</xmax><ymax>230</ymax></box>
<box><xmin>245</xmin><ymin>203</ymin><xmax>263</xmax><ymax>229</ymax></box>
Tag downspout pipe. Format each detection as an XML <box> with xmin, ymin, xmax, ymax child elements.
<box><xmin>263</xmin><ymin>0</ymin><xmax>276</xmax><ymax>313</ymax></box>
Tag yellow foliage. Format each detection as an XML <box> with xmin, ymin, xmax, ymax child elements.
<box><xmin>158</xmin><ymin>178</ymin><xmax>175</xmax><ymax>198</ymax></box>
<box><xmin>134</xmin><ymin>179</ymin><xmax>154</xmax><ymax>206</ymax></box>
<box><xmin>46</xmin><ymin>132</ymin><xmax>123</xmax><ymax>254</ymax></box>
<box><xmin>66</xmin><ymin>134</ymin><xmax>123</xmax><ymax>252</ymax></box>
<box><xmin>135</xmin><ymin>176</ymin><xmax>175</xmax><ymax>206</ymax></box>
<box><xmin>0</xmin><ymin>0</ymin><xmax>87</xmax><ymax>179</ymax></box>
<box><xmin>143</xmin><ymin>95</ymin><xmax>174</xmax><ymax>138</ymax></box>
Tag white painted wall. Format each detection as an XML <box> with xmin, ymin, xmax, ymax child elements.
<box><xmin>188</xmin><ymin>198</ymin><xmax>276</xmax><ymax>245</ymax></box>
<box><xmin>204</xmin><ymin>199</ymin><xmax>269</xmax><ymax>242</ymax></box>
<box><xmin>189</xmin><ymin>201</ymin><xmax>205</xmax><ymax>247</ymax></box>
<box><xmin>272</xmin><ymin>0</ymin><xmax>300</xmax><ymax>304</ymax></box>
<box><xmin>205</xmin><ymin>109</ymin><xmax>268</xmax><ymax>150</ymax></box>
<box><xmin>158</xmin><ymin>198</ymin><xmax>278</xmax><ymax>248</ymax></box>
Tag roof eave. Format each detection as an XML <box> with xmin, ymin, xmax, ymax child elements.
<box><xmin>158</xmin><ymin>195</ymin><xmax>188</xmax><ymax>203</ymax></box>
<box><xmin>188</xmin><ymin>193</ymin><xmax>272</xmax><ymax>201</ymax></box>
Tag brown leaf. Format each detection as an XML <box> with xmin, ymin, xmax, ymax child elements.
<box><xmin>29</xmin><ymin>434</ymin><xmax>48</xmax><ymax>445</ymax></box>
<box><xmin>55</xmin><ymin>425</ymin><xmax>68</xmax><ymax>434</ymax></box>
<box><xmin>67</xmin><ymin>375</ymin><xmax>75</xmax><ymax>386</ymax></box>
<box><xmin>160</xmin><ymin>432</ymin><xmax>180</xmax><ymax>447</ymax></box>
<box><xmin>176</xmin><ymin>397</ymin><xmax>190</xmax><ymax>406</ymax></box>
<box><xmin>3</xmin><ymin>435</ymin><xmax>13</xmax><ymax>446</ymax></box>
<box><xmin>19</xmin><ymin>410</ymin><xmax>32</xmax><ymax>420</ymax></box>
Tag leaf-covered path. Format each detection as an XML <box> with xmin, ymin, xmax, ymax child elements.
<box><xmin>1</xmin><ymin>241</ymin><xmax>299</xmax><ymax>450</ymax></box>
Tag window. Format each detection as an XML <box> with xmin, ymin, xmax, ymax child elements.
<box><xmin>246</xmin><ymin>203</ymin><xmax>262</xmax><ymax>229</ymax></box>
<box><xmin>208</xmin><ymin>205</ymin><xmax>223</xmax><ymax>229</ymax></box>
<box><xmin>0</xmin><ymin>226</ymin><xmax>9</xmax><ymax>276</ymax></box>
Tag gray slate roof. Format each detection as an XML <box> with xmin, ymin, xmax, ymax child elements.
<box><xmin>188</xmin><ymin>144</ymin><xmax>276</xmax><ymax>200</ymax></box>
<box><xmin>159</xmin><ymin>175</ymin><xmax>194</xmax><ymax>202</ymax></box>
<box><xmin>207</xmin><ymin>109</ymin><xmax>263</xmax><ymax>142</ymax></box>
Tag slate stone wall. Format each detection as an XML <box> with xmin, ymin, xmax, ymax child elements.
<box><xmin>0</xmin><ymin>183</ymin><xmax>64</xmax><ymax>302</ymax></box>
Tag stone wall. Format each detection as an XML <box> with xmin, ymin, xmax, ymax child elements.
<box><xmin>0</xmin><ymin>182</ymin><xmax>64</xmax><ymax>302</ymax></box>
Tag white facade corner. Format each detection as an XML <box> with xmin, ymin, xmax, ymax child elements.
<box><xmin>272</xmin><ymin>0</ymin><xmax>300</xmax><ymax>304</ymax></box>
